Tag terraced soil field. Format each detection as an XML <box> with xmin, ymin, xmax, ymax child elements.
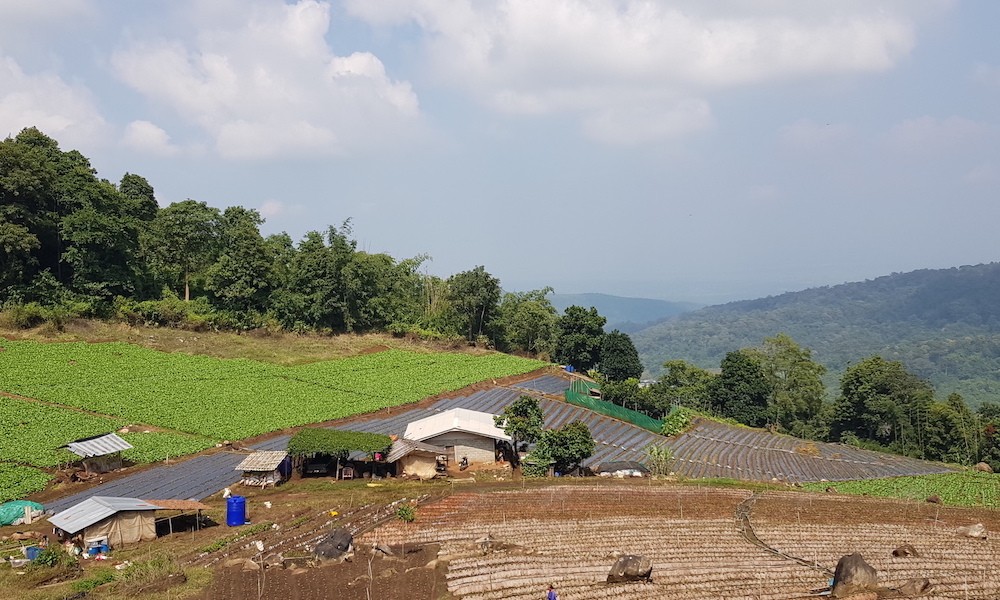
<box><xmin>190</xmin><ymin>482</ymin><xmax>1000</xmax><ymax>599</ymax></box>
<box><xmin>665</xmin><ymin>417</ymin><xmax>955</xmax><ymax>482</ymax></box>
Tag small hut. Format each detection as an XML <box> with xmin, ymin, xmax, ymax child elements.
<box><xmin>63</xmin><ymin>433</ymin><xmax>133</xmax><ymax>473</ymax></box>
<box><xmin>386</xmin><ymin>439</ymin><xmax>447</xmax><ymax>479</ymax></box>
<box><xmin>49</xmin><ymin>496</ymin><xmax>159</xmax><ymax>551</ymax></box>
<box><xmin>288</xmin><ymin>428</ymin><xmax>392</xmax><ymax>479</ymax></box>
<box><xmin>234</xmin><ymin>451</ymin><xmax>290</xmax><ymax>488</ymax></box>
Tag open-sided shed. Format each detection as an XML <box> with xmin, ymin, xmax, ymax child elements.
<box><xmin>63</xmin><ymin>433</ymin><xmax>133</xmax><ymax>473</ymax></box>
<box><xmin>234</xmin><ymin>451</ymin><xmax>290</xmax><ymax>488</ymax></box>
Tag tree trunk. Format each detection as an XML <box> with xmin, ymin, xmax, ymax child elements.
<box><xmin>184</xmin><ymin>270</ymin><xmax>190</xmax><ymax>302</ymax></box>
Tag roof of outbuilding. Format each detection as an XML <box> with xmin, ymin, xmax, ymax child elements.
<box><xmin>49</xmin><ymin>496</ymin><xmax>160</xmax><ymax>535</ymax></box>
<box><xmin>64</xmin><ymin>433</ymin><xmax>133</xmax><ymax>458</ymax></box>
<box><xmin>234</xmin><ymin>450</ymin><xmax>288</xmax><ymax>472</ymax></box>
<box><xmin>403</xmin><ymin>408</ymin><xmax>510</xmax><ymax>443</ymax></box>
<box><xmin>386</xmin><ymin>439</ymin><xmax>447</xmax><ymax>463</ymax></box>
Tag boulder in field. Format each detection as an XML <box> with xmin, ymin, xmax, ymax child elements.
<box><xmin>974</xmin><ymin>462</ymin><xmax>993</xmax><ymax>473</ymax></box>
<box><xmin>891</xmin><ymin>544</ymin><xmax>919</xmax><ymax>558</ymax></box>
<box><xmin>313</xmin><ymin>527</ymin><xmax>354</xmax><ymax>562</ymax></box>
<box><xmin>607</xmin><ymin>554</ymin><xmax>652</xmax><ymax>583</ymax></box>
<box><xmin>956</xmin><ymin>523</ymin><xmax>987</xmax><ymax>539</ymax></box>
<box><xmin>831</xmin><ymin>553</ymin><xmax>877</xmax><ymax>597</ymax></box>
<box><xmin>925</xmin><ymin>495</ymin><xmax>942</xmax><ymax>504</ymax></box>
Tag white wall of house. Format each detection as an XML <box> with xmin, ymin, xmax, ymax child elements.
<box><xmin>425</xmin><ymin>432</ymin><xmax>496</xmax><ymax>465</ymax></box>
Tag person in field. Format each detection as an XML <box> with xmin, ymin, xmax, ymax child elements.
<box><xmin>546</xmin><ymin>584</ymin><xmax>557</xmax><ymax>600</ymax></box>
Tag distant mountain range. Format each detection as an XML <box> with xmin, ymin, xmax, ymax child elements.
<box><xmin>548</xmin><ymin>293</ymin><xmax>700</xmax><ymax>333</ymax></box>
<box><xmin>630</xmin><ymin>262</ymin><xmax>1000</xmax><ymax>406</ymax></box>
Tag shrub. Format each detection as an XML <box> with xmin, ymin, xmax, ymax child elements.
<box><xmin>72</xmin><ymin>568</ymin><xmax>115</xmax><ymax>592</ymax></box>
<box><xmin>645</xmin><ymin>444</ymin><xmax>675</xmax><ymax>476</ymax></box>
<box><xmin>396</xmin><ymin>504</ymin><xmax>416</xmax><ymax>522</ymax></box>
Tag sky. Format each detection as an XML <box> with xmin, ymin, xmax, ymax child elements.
<box><xmin>1</xmin><ymin>0</ymin><xmax>998</xmax><ymax>304</ymax></box>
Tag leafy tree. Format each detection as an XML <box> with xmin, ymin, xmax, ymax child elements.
<box><xmin>447</xmin><ymin>266</ymin><xmax>501</xmax><ymax>343</ymax></box>
<box><xmin>599</xmin><ymin>330</ymin><xmax>643</xmax><ymax>381</ymax></box>
<box><xmin>205</xmin><ymin>207</ymin><xmax>274</xmax><ymax>317</ymax></box>
<box><xmin>747</xmin><ymin>333</ymin><xmax>827</xmax><ymax>437</ymax></box>
<box><xmin>145</xmin><ymin>200</ymin><xmax>221</xmax><ymax>301</ymax></box>
<box><xmin>118</xmin><ymin>173</ymin><xmax>158</xmax><ymax>222</ymax></box>
<box><xmin>650</xmin><ymin>359</ymin><xmax>715</xmax><ymax>413</ymax></box>
<box><xmin>533</xmin><ymin>421</ymin><xmax>595</xmax><ymax>474</ymax></box>
<box><xmin>554</xmin><ymin>305</ymin><xmax>606</xmax><ymax>372</ymax></box>
<box><xmin>831</xmin><ymin>356</ymin><xmax>935</xmax><ymax>456</ymax></box>
<box><xmin>709</xmin><ymin>350</ymin><xmax>772</xmax><ymax>427</ymax></box>
<box><xmin>495</xmin><ymin>288</ymin><xmax>558</xmax><ymax>357</ymax></box>
<box><xmin>494</xmin><ymin>395</ymin><xmax>544</xmax><ymax>466</ymax></box>
<box><xmin>923</xmin><ymin>393</ymin><xmax>978</xmax><ymax>464</ymax></box>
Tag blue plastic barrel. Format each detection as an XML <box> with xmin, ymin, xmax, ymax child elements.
<box><xmin>25</xmin><ymin>546</ymin><xmax>41</xmax><ymax>561</ymax></box>
<box><xmin>226</xmin><ymin>496</ymin><xmax>246</xmax><ymax>527</ymax></box>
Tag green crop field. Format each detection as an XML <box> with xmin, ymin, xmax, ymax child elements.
<box><xmin>0</xmin><ymin>339</ymin><xmax>544</xmax><ymax>442</ymax></box>
<box><xmin>0</xmin><ymin>464</ymin><xmax>52</xmax><ymax>503</ymax></box>
<box><xmin>0</xmin><ymin>397</ymin><xmax>123</xmax><ymax>467</ymax></box>
<box><xmin>803</xmin><ymin>471</ymin><xmax>1000</xmax><ymax>507</ymax></box>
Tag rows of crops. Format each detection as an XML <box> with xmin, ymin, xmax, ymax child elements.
<box><xmin>0</xmin><ymin>464</ymin><xmax>52</xmax><ymax>503</ymax></box>
<box><xmin>0</xmin><ymin>339</ymin><xmax>543</xmax><ymax>442</ymax></box>
<box><xmin>802</xmin><ymin>471</ymin><xmax>1000</xmax><ymax>507</ymax></box>
<box><xmin>0</xmin><ymin>397</ymin><xmax>123</xmax><ymax>466</ymax></box>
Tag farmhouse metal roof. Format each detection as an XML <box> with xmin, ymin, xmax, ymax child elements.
<box><xmin>403</xmin><ymin>408</ymin><xmax>511</xmax><ymax>443</ymax></box>
<box><xmin>49</xmin><ymin>496</ymin><xmax>160</xmax><ymax>535</ymax></box>
<box><xmin>64</xmin><ymin>433</ymin><xmax>133</xmax><ymax>458</ymax></box>
<box><xmin>234</xmin><ymin>451</ymin><xmax>288</xmax><ymax>472</ymax></box>
<box><xmin>386</xmin><ymin>439</ymin><xmax>447</xmax><ymax>463</ymax></box>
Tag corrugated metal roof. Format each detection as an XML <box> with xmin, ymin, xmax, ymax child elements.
<box><xmin>404</xmin><ymin>408</ymin><xmax>510</xmax><ymax>443</ymax></box>
<box><xmin>49</xmin><ymin>496</ymin><xmax>160</xmax><ymax>534</ymax></box>
<box><xmin>386</xmin><ymin>439</ymin><xmax>447</xmax><ymax>463</ymax></box>
<box><xmin>234</xmin><ymin>450</ymin><xmax>287</xmax><ymax>472</ymax></box>
<box><xmin>65</xmin><ymin>433</ymin><xmax>133</xmax><ymax>458</ymax></box>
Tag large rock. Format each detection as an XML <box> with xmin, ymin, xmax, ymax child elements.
<box><xmin>831</xmin><ymin>553</ymin><xmax>878</xmax><ymax>598</ymax></box>
<box><xmin>974</xmin><ymin>462</ymin><xmax>993</xmax><ymax>473</ymax></box>
<box><xmin>891</xmin><ymin>544</ymin><xmax>919</xmax><ymax>558</ymax></box>
<box><xmin>956</xmin><ymin>523</ymin><xmax>987</xmax><ymax>539</ymax></box>
<box><xmin>606</xmin><ymin>554</ymin><xmax>652</xmax><ymax>583</ymax></box>
<box><xmin>313</xmin><ymin>527</ymin><xmax>354</xmax><ymax>562</ymax></box>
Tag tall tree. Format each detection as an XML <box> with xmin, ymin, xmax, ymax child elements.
<box><xmin>709</xmin><ymin>350</ymin><xmax>772</xmax><ymax>427</ymax></box>
<box><xmin>831</xmin><ymin>356</ymin><xmax>934</xmax><ymax>455</ymax></box>
<box><xmin>118</xmin><ymin>173</ymin><xmax>158</xmax><ymax>222</ymax></box>
<box><xmin>145</xmin><ymin>200</ymin><xmax>220</xmax><ymax>301</ymax></box>
<box><xmin>554</xmin><ymin>305</ymin><xmax>606</xmax><ymax>372</ymax></box>
<box><xmin>533</xmin><ymin>421</ymin><xmax>595</xmax><ymax>474</ymax></box>
<box><xmin>447</xmin><ymin>266</ymin><xmax>501</xmax><ymax>343</ymax></box>
<box><xmin>598</xmin><ymin>330</ymin><xmax>643</xmax><ymax>381</ymax></box>
<box><xmin>494</xmin><ymin>395</ymin><xmax>544</xmax><ymax>466</ymax></box>
<box><xmin>651</xmin><ymin>360</ymin><xmax>715</xmax><ymax>413</ymax></box>
<box><xmin>748</xmin><ymin>333</ymin><xmax>827</xmax><ymax>436</ymax></box>
<box><xmin>495</xmin><ymin>288</ymin><xmax>559</xmax><ymax>356</ymax></box>
<box><xmin>205</xmin><ymin>206</ymin><xmax>274</xmax><ymax>316</ymax></box>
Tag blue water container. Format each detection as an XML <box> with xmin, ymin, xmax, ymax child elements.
<box><xmin>226</xmin><ymin>496</ymin><xmax>246</xmax><ymax>527</ymax></box>
<box><xmin>25</xmin><ymin>546</ymin><xmax>41</xmax><ymax>561</ymax></box>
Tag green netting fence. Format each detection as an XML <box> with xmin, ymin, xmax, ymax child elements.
<box><xmin>565</xmin><ymin>384</ymin><xmax>664</xmax><ymax>434</ymax></box>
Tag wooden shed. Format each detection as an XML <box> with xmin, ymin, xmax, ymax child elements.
<box><xmin>63</xmin><ymin>433</ymin><xmax>133</xmax><ymax>473</ymax></box>
<box><xmin>235</xmin><ymin>451</ymin><xmax>289</xmax><ymax>488</ymax></box>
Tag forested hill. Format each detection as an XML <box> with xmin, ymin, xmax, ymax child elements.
<box><xmin>632</xmin><ymin>263</ymin><xmax>1000</xmax><ymax>405</ymax></box>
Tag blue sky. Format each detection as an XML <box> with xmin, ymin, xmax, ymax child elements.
<box><xmin>1</xmin><ymin>1</ymin><xmax>998</xmax><ymax>303</ymax></box>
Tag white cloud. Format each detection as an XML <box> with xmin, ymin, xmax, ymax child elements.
<box><xmin>0</xmin><ymin>0</ymin><xmax>93</xmax><ymax>25</ymax></box>
<box><xmin>122</xmin><ymin>120</ymin><xmax>179</xmax><ymax>156</ymax></box>
<box><xmin>259</xmin><ymin>200</ymin><xmax>285</xmax><ymax>218</ymax></box>
<box><xmin>0</xmin><ymin>55</ymin><xmax>108</xmax><ymax>146</ymax></box>
<box><xmin>582</xmin><ymin>98</ymin><xmax>712</xmax><ymax>144</ymax></box>
<box><xmin>346</xmin><ymin>0</ymin><xmax>938</xmax><ymax>144</ymax></box>
<box><xmin>888</xmin><ymin>116</ymin><xmax>989</xmax><ymax>153</ymax></box>
<box><xmin>111</xmin><ymin>0</ymin><xmax>420</xmax><ymax>159</ymax></box>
